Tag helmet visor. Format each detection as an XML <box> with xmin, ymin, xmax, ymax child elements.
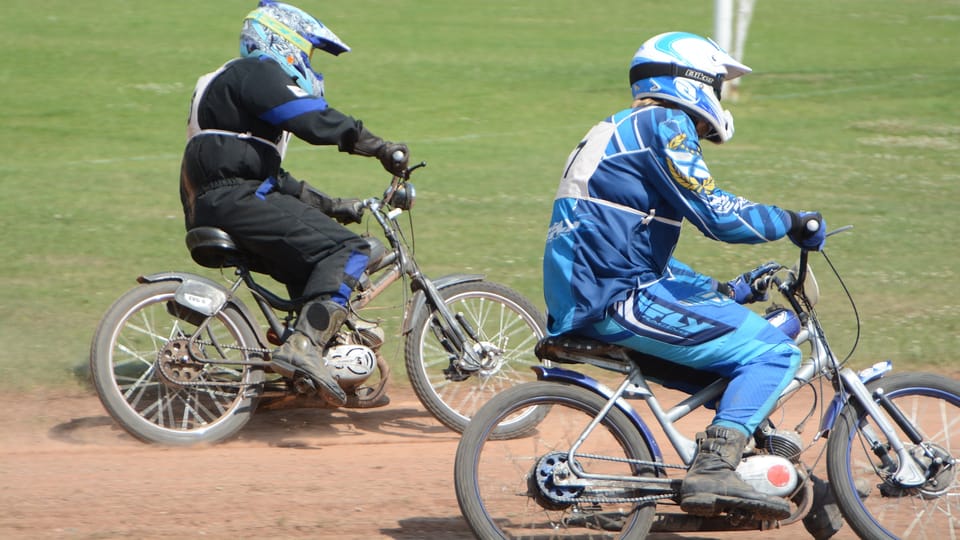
<box><xmin>305</xmin><ymin>49</ymin><xmax>325</xmax><ymax>96</ymax></box>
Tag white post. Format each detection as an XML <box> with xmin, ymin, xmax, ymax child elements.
<box><xmin>732</xmin><ymin>0</ymin><xmax>757</xmax><ymax>63</ymax></box>
<box><xmin>714</xmin><ymin>0</ymin><xmax>734</xmax><ymax>52</ymax></box>
<box><xmin>714</xmin><ymin>0</ymin><xmax>756</xmax><ymax>100</ymax></box>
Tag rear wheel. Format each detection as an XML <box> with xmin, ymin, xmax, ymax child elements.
<box><xmin>826</xmin><ymin>372</ymin><xmax>960</xmax><ymax>539</ymax></box>
<box><xmin>455</xmin><ymin>381</ymin><xmax>659</xmax><ymax>539</ymax></box>
<box><xmin>405</xmin><ymin>280</ymin><xmax>547</xmax><ymax>438</ymax></box>
<box><xmin>89</xmin><ymin>281</ymin><xmax>264</xmax><ymax>445</ymax></box>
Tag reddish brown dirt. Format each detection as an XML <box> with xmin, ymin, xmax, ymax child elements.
<box><xmin>0</xmin><ymin>379</ymin><xmax>871</xmax><ymax>539</ymax></box>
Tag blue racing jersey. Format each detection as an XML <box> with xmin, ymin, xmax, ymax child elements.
<box><xmin>543</xmin><ymin>105</ymin><xmax>794</xmax><ymax>335</ymax></box>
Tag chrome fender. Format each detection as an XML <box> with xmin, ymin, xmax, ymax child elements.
<box><xmin>819</xmin><ymin>360</ymin><xmax>894</xmax><ymax>434</ymax></box>
<box><xmin>137</xmin><ymin>272</ymin><xmax>267</xmax><ymax>347</ymax></box>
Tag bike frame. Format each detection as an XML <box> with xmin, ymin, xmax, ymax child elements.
<box><xmin>357</xmin><ymin>195</ymin><xmax>485</xmax><ymax>369</ymax></box>
<box><xmin>536</xmin><ymin>249</ymin><xmax>930</xmax><ymax>493</ymax></box>
<box><xmin>143</xmin><ymin>172</ymin><xmax>489</xmax><ymax>374</ymax></box>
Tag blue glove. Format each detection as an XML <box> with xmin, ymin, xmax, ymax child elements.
<box><xmin>727</xmin><ymin>261</ymin><xmax>780</xmax><ymax>304</ymax></box>
<box><xmin>788</xmin><ymin>211</ymin><xmax>827</xmax><ymax>251</ymax></box>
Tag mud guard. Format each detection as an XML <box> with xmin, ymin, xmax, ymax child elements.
<box><xmin>400</xmin><ymin>273</ymin><xmax>484</xmax><ymax>335</ymax></box>
<box><xmin>818</xmin><ymin>360</ymin><xmax>894</xmax><ymax>435</ymax></box>
<box><xmin>533</xmin><ymin>365</ymin><xmax>664</xmax><ymax>461</ymax></box>
<box><xmin>137</xmin><ymin>272</ymin><xmax>268</xmax><ymax>347</ymax></box>
<box><xmin>820</xmin><ymin>393</ymin><xmax>848</xmax><ymax>437</ymax></box>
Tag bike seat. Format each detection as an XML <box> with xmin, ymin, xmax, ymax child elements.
<box><xmin>185</xmin><ymin>227</ymin><xmax>246</xmax><ymax>269</ymax></box>
<box><xmin>536</xmin><ymin>335</ymin><xmax>624</xmax><ymax>363</ymax></box>
<box><xmin>186</xmin><ymin>227</ymin><xmax>389</xmax><ymax>274</ymax></box>
<box><xmin>536</xmin><ymin>334</ymin><xmax>724</xmax><ymax>391</ymax></box>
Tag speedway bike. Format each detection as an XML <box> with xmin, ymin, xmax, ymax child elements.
<box><xmin>89</xmin><ymin>161</ymin><xmax>547</xmax><ymax>445</ymax></box>
<box><xmin>454</xmin><ymin>226</ymin><xmax>959</xmax><ymax>539</ymax></box>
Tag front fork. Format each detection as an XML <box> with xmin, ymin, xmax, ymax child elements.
<box><xmin>825</xmin><ymin>363</ymin><xmax>929</xmax><ymax>487</ymax></box>
<box><xmin>403</xmin><ymin>273</ymin><xmax>487</xmax><ymax>378</ymax></box>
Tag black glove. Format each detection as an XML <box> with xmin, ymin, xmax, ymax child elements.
<box><xmin>787</xmin><ymin>211</ymin><xmax>827</xmax><ymax>251</ymax></box>
<box><xmin>299</xmin><ymin>183</ymin><xmax>364</xmax><ymax>224</ymax></box>
<box><xmin>352</xmin><ymin>125</ymin><xmax>409</xmax><ymax>177</ymax></box>
<box><xmin>379</xmin><ymin>142</ymin><xmax>409</xmax><ymax>177</ymax></box>
<box><xmin>327</xmin><ymin>198</ymin><xmax>364</xmax><ymax>224</ymax></box>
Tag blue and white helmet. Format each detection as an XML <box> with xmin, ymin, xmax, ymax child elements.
<box><xmin>629</xmin><ymin>32</ymin><xmax>750</xmax><ymax>143</ymax></box>
<box><xmin>240</xmin><ymin>1</ymin><xmax>350</xmax><ymax>97</ymax></box>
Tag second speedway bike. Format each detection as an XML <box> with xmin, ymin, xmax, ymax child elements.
<box><xmin>454</xmin><ymin>226</ymin><xmax>959</xmax><ymax>539</ymax></box>
<box><xmin>89</xmin><ymin>162</ymin><xmax>547</xmax><ymax>445</ymax></box>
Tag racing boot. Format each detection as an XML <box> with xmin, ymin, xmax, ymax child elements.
<box><xmin>680</xmin><ymin>425</ymin><xmax>792</xmax><ymax>520</ymax></box>
<box><xmin>272</xmin><ymin>300</ymin><xmax>348</xmax><ymax>407</ymax></box>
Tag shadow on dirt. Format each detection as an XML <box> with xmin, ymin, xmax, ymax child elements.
<box><xmin>47</xmin><ymin>415</ymin><xmax>127</xmax><ymax>444</ymax></box>
<box><xmin>381</xmin><ymin>517</ymin><xmax>474</xmax><ymax>539</ymax></box>
<box><xmin>46</xmin><ymin>399</ymin><xmax>453</xmax><ymax>447</ymax></box>
<box><xmin>239</xmin><ymin>403</ymin><xmax>454</xmax><ymax>447</ymax></box>
<box><xmin>379</xmin><ymin>516</ymin><xmax>735</xmax><ymax>540</ymax></box>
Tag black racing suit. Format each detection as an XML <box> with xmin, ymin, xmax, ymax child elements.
<box><xmin>180</xmin><ymin>57</ymin><xmax>374</xmax><ymax>301</ymax></box>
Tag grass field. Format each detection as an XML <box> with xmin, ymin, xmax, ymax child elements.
<box><xmin>1</xmin><ymin>0</ymin><xmax>958</xmax><ymax>391</ymax></box>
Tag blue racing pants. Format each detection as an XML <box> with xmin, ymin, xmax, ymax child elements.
<box><xmin>580</xmin><ymin>276</ymin><xmax>801</xmax><ymax>437</ymax></box>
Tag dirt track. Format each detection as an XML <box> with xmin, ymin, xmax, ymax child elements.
<box><xmin>0</xmin><ymin>380</ymin><xmax>865</xmax><ymax>539</ymax></box>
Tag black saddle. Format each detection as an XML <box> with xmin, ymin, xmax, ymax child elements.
<box><xmin>185</xmin><ymin>227</ymin><xmax>388</xmax><ymax>271</ymax></box>
<box><xmin>535</xmin><ymin>334</ymin><xmax>722</xmax><ymax>392</ymax></box>
<box><xmin>185</xmin><ymin>227</ymin><xmax>246</xmax><ymax>269</ymax></box>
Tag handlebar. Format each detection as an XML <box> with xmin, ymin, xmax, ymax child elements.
<box><xmin>794</xmin><ymin>224</ymin><xmax>852</xmax><ymax>294</ymax></box>
<box><xmin>361</xmin><ymin>160</ymin><xmax>427</xmax><ymax>214</ymax></box>
<box><xmin>747</xmin><ymin>225</ymin><xmax>852</xmax><ymax>304</ymax></box>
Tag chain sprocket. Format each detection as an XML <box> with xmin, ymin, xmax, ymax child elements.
<box><xmin>153</xmin><ymin>335</ymin><xmax>267</xmax><ymax>392</ymax></box>
<box><xmin>530</xmin><ymin>451</ymin><xmax>680</xmax><ymax>506</ymax></box>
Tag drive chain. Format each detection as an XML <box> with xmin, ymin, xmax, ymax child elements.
<box><xmin>549</xmin><ymin>452</ymin><xmax>683</xmax><ymax>504</ymax></box>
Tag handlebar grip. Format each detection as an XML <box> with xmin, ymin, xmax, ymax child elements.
<box><xmin>752</xmin><ymin>275</ymin><xmax>771</xmax><ymax>292</ymax></box>
<box><xmin>392</xmin><ymin>150</ymin><xmax>406</xmax><ymax>162</ymax></box>
<box><xmin>806</xmin><ymin>219</ymin><xmax>820</xmax><ymax>233</ymax></box>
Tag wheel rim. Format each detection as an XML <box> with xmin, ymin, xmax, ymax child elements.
<box><xmin>416</xmin><ymin>290</ymin><xmax>545</xmax><ymax>426</ymax></box>
<box><xmin>462</xmin><ymin>389</ymin><xmax>653</xmax><ymax>539</ymax></box>
<box><xmin>843</xmin><ymin>385</ymin><xmax>960</xmax><ymax>538</ymax></box>
<box><xmin>106</xmin><ymin>292</ymin><xmax>254</xmax><ymax>435</ymax></box>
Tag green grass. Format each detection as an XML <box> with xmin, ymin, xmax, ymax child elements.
<box><xmin>1</xmin><ymin>0</ymin><xmax>958</xmax><ymax>391</ymax></box>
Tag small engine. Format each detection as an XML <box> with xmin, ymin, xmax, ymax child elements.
<box><xmin>325</xmin><ymin>344</ymin><xmax>377</xmax><ymax>390</ymax></box>
<box><xmin>737</xmin><ymin>454</ymin><xmax>799</xmax><ymax>497</ymax></box>
<box><xmin>756</xmin><ymin>427</ymin><xmax>804</xmax><ymax>461</ymax></box>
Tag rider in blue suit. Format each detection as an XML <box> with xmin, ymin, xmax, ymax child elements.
<box><xmin>542</xmin><ymin>31</ymin><xmax>827</xmax><ymax>520</ymax></box>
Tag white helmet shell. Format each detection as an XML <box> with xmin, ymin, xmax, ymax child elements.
<box><xmin>239</xmin><ymin>1</ymin><xmax>350</xmax><ymax>97</ymax></box>
<box><xmin>629</xmin><ymin>32</ymin><xmax>750</xmax><ymax>143</ymax></box>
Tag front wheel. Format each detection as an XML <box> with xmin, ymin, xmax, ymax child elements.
<box><xmin>826</xmin><ymin>372</ymin><xmax>960</xmax><ymax>539</ymax></box>
<box><xmin>405</xmin><ymin>280</ymin><xmax>547</xmax><ymax>438</ymax></box>
<box><xmin>455</xmin><ymin>381</ymin><xmax>659</xmax><ymax>539</ymax></box>
<box><xmin>89</xmin><ymin>280</ymin><xmax>264</xmax><ymax>445</ymax></box>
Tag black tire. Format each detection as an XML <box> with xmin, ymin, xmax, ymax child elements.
<box><xmin>826</xmin><ymin>372</ymin><xmax>960</xmax><ymax>539</ymax></box>
<box><xmin>89</xmin><ymin>281</ymin><xmax>264</xmax><ymax>446</ymax></box>
<box><xmin>405</xmin><ymin>280</ymin><xmax>547</xmax><ymax>438</ymax></box>
<box><xmin>454</xmin><ymin>381</ymin><xmax>658</xmax><ymax>539</ymax></box>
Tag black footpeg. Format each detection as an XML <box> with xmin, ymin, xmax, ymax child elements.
<box><xmin>293</xmin><ymin>376</ymin><xmax>317</xmax><ymax>395</ymax></box>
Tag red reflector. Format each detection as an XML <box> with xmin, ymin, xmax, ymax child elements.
<box><xmin>767</xmin><ymin>464</ymin><xmax>792</xmax><ymax>487</ymax></box>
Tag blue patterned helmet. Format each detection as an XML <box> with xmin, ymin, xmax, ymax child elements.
<box><xmin>629</xmin><ymin>32</ymin><xmax>750</xmax><ymax>143</ymax></box>
<box><xmin>240</xmin><ymin>1</ymin><xmax>350</xmax><ymax>97</ymax></box>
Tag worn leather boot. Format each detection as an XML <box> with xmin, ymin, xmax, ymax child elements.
<box><xmin>680</xmin><ymin>426</ymin><xmax>792</xmax><ymax>520</ymax></box>
<box><xmin>272</xmin><ymin>300</ymin><xmax>348</xmax><ymax>406</ymax></box>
